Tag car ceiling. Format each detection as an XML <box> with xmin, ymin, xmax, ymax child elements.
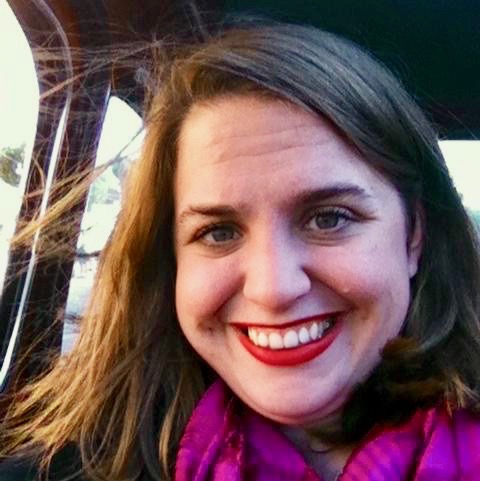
<box><xmin>10</xmin><ymin>0</ymin><xmax>480</xmax><ymax>138</ymax></box>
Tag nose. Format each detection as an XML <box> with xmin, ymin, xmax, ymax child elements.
<box><xmin>242</xmin><ymin>232</ymin><xmax>311</xmax><ymax>311</ymax></box>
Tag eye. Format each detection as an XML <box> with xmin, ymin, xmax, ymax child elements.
<box><xmin>196</xmin><ymin>223</ymin><xmax>239</xmax><ymax>246</ymax></box>
<box><xmin>304</xmin><ymin>208</ymin><xmax>354</xmax><ymax>231</ymax></box>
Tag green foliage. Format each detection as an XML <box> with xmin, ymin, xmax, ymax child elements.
<box><xmin>0</xmin><ymin>144</ymin><xmax>25</xmax><ymax>186</ymax></box>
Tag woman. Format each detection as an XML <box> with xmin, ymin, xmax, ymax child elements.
<box><xmin>1</xmin><ymin>20</ymin><xmax>480</xmax><ymax>481</ymax></box>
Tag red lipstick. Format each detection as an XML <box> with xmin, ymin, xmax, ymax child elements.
<box><xmin>235</xmin><ymin>316</ymin><xmax>342</xmax><ymax>367</ymax></box>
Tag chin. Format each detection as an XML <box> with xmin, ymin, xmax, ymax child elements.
<box><xmin>240</xmin><ymin>387</ymin><xmax>350</xmax><ymax>427</ymax></box>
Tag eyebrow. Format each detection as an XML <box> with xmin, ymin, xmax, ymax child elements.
<box><xmin>176</xmin><ymin>183</ymin><xmax>373</xmax><ymax>225</ymax></box>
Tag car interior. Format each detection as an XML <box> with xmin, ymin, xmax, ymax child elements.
<box><xmin>1</xmin><ymin>0</ymin><xmax>479</xmax><ymax>399</ymax></box>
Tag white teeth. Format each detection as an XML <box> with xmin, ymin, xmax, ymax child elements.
<box><xmin>318</xmin><ymin>321</ymin><xmax>325</xmax><ymax>337</ymax></box>
<box><xmin>298</xmin><ymin>326</ymin><xmax>310</xmax><ymax>344</ymax></box>
<box><xmin>283</xmin><ymin>330</ymin><xmax>299</xmax><ymax>348</ymax></box>
<box><xmin>309</xmin><ymin>322</ymin><xmax>319</xmax><ymax>340</ymax></box>
<box><xmin>268</xmin><ymin>332</ymin><xmax>283</xmax><ymax>350</ymax></box>
<box><xmin>248</xmin><ymin>327</ymin><xmax>258</xmax><ymax>345</ymax></box>
<box><xmin>245</xmin><ymin>318</ymin><xmax>335</xmax><ymax>350</ymax></box>
<box><xmin>257</xmin><ymin>331</ymin><xmax>269</xmax><ymax>347</ymax></box>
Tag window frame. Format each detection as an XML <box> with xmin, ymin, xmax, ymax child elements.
<box><xmin>0</xmin><ymin>0</ymin><xmax>111</xmax><ymax>392</ymax></box>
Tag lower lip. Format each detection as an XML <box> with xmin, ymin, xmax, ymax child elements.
<box><xmin>236</xmin><ymin>319</ymin><xmax>342</xmax><ymax>367</ymax></box>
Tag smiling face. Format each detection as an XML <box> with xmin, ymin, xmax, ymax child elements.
<box><xmin>174</xmin><ymin>96</ymin><xmax>422</xmax><ymax>428</ymax></box>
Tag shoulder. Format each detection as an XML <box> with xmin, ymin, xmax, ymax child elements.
<box><xmin>0</xmin><ymin>445</ymin><xmax>86</xmax><ymax>481</ymax></box>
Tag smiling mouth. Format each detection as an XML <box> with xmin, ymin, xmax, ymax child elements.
<box><xmin>234</xmin><ymin>314</ymin><xmax>342</xmax><ymax>366</ymax></box>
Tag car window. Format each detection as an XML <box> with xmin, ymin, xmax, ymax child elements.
<box><xmin>62</xmin><ymin>97</ymin><xmax>144</xmax><ymax>353</ymax></box>
<box><xmin>0</xmin><ymin>0</ymin><xmax>39</xmax><ymax>293</ymax></box>
<box><xmin>440</xmin><ymin>140</ymin><xmax>480</xmax><ymax>227</ymax></box>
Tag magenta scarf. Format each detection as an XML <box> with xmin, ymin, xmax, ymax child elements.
<box><xmin>175</xmin><ymin>380</ymin><xmax>480</xmax><ymax>481</ymax></box>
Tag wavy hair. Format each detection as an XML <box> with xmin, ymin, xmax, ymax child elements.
<box><xmin>2</xmin><ymin>19</ymin><xmax>480</xmax><ymax>481</ymax></box>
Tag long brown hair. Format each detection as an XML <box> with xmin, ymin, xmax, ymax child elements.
<box><xmin>2</xmin><ymin>20</ymin><xmax>480</xmax><ymax>480</ymax></box>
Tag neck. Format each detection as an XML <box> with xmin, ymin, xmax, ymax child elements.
<box><xmin>307</xmin><ymin>445</ymin><xmax>353</xmax><ymax>481</ymax></box>
<box><xmin>280</xmin><ymin>424</ymin><xmax>354</xmax><ymax>481</ymax></box>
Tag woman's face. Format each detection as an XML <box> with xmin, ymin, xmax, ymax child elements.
<box><xmin>174</xmin><ymin>96</ymin><xmax>422</xmax><ymax>427</ymax></box>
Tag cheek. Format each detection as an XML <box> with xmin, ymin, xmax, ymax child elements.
<box><xmin>322</xmin><ymin>244</ymin><xmax>412</xmax><ymax>381</ymax></box>
<box><xmin>325</xmin><ymin>236</ymin><xmax>412</xmax><ymax>322</ymax></box>
<box><xmin>175</xmin><ymin>256</ymin><xmax>239</xmax><ymax>323</ymax></box>
<box><xmin>175</xmin><ymin>256</ymin><xmax>240</xmax><ymax>369</ymax></box>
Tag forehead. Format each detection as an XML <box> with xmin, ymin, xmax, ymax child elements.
<box><xmin>175</xmin><ymin>96</ymin><xmax>393</xmax><ymax>206</ymax></box>
<box><xmin>178</xmin><ymin>97</ymin><xmax>339</xmax><ymax>164</ymax></box>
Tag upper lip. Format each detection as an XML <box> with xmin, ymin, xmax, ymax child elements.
<box><xmin>230</xmin><ymin>312</ymin><xmax>340</xmax><ymax>330</ymax></box>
